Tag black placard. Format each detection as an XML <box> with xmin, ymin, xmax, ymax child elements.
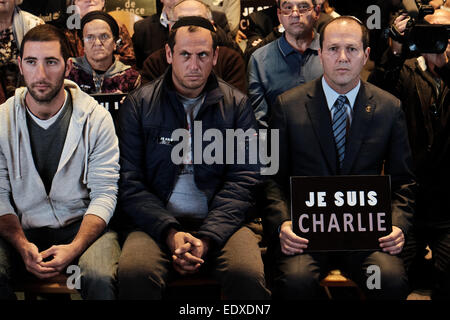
<box><xmin>290</xmin><ymin>175</ymin><xmax>392</xmax><ymax>252</ymax></box>
<box><xmin>90</xmin><ymin>93</ymin><xmax>126</xmax><ymax>127</ymax></box>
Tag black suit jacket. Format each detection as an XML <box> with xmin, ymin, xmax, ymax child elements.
<box><xmin>132</xmin><ymin>14</ymin><xmax>168</xmax><ymax>70</ymax></box>
<box><xmin>265</xmin><ymin>78</ymin><xmax>416</xmax><ymax>240</ymax></box>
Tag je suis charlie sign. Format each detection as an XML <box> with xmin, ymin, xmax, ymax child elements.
<box><xmin>290</xmin><ymin>175</ymin><xmax>392</xmax><ymax>252</ymax></box>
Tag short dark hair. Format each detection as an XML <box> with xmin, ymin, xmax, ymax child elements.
<box><xmin>19</xmin><ymin>24</ymin><xmax>71</xmax><ymax>63</ymax></box>
<box><xmin>320</xmin><ymin>16</ymin><xmax>370</xmax><ymax>50</ymax></box>
<box><xmin>167</xmin><ymin>25</ymin><xmax>218</xmax><ymax>52</ymax></box>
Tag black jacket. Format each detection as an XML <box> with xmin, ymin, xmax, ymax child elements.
<box><xmin>369</xmin><ymin>50</ymin><xmax>450</xmax><ymax>226</ymax></box>
<box><xmin>118</xmin><ymin>68</ymin><xmax>261</xmax><ymax>247</ymax></box>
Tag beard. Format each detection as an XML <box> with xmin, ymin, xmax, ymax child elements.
<box><xmin>26</xmin><ymin>75</ymin><xmax>65</xmax><ymax>104</ymax></box>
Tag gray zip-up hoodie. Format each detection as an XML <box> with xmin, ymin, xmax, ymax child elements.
<box><xmin>0</xmin><ymin>80</ymin><xmax>120</xmax><ymax>229</ymax></box>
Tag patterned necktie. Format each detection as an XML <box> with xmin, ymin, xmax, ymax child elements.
<box><xmin>332</xmin><ymin>95</ymin><xmax>348</xmax><ymax>169</ymax></box>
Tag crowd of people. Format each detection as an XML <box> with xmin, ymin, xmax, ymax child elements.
<box><xmin>0</xmin><ymin>0</ymin><xmax>448</xmax><ymax>301</ymax></box>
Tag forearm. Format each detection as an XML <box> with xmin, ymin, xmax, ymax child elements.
<box><xmin>0</xmin><ymin>214</ymin><xmax>29</xmax><ymax>252</ymax></box>
<box><xmin>70</xmin><ymin>214</ymin><xmax>106</xmax><ymax>257</ymax></box>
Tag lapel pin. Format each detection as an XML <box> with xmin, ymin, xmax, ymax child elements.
<box><xmin>365</xmin><ymin>106</ymin><xmax>372</xmax><ymax>113</ymax></box>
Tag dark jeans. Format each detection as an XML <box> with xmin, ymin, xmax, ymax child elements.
<box><xmin>117</xmin><ymin>222</ymin><xmax>271</xmax><ymax>300</ymax></box>
<box><xmin>273</xmin><ymin>247</ymin><xmax>409</xmax><ymax>300</ymax></box>
<box><xmin>401</xmin><ymin>224</ymin><xmax>450</xmax><ymax>300</ymax></box>
<box><xmin>0</xmin><ymin>220</ymin><xmax>121</xmax><ymax>300</ymax></box>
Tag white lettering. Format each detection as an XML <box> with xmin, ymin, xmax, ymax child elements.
<box><xmin>305</xmin><ymin>192</ymin><xmax>315</xmax><ymax>207</ymax></box>
<box><xmin>334</xmin><ymin>191</ymin><xmax>344</xmax><ymax>206</ymax></box>
<box><xmin>367</xmin><ymin>191</ymin><xmax>377</xmax><ymax>206</ymax></box>
<box><xmin>317</xmin><ymin>192</ymin><xmax>326</xmax><ymax>207</ymax></box>
<box><xmin>377</xmin><ymin>212</ymin><xmax>386</xmax><ymax>231</ymax></box>
<box><xmin>327</xmin><ymin>213</ymin><xmax>341</xmax><ymax>232</ymax></box>
<box><xmin>343</xmin><ymin>213</ymin><xmax>354</xmax><ymax>232</ymax></box>
<box><xmin>357</xmin><ymin>213</ymin><xmax>366</xmax><ymax>232</ymax></box>
<box><xmin>299</xmin><ymin>214</ymin><xmax>309</xmax><ymax>233</ymax></box>
<box><xmin>313</xmin><ymin>214</ymin><xmax>324</xmax><ymax>232</ymax></box>
<box><xmin>347</xmin><ymin>191</ymin><xmax>357</xmax><ymax>206</ymax></box>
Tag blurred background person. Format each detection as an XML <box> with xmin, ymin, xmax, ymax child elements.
<box><xmin>133</xmin><ymin>0</ymin><xmax>237</xmax><ymax>70</ymax></box>
<box><xmin>68</xmin><ymin>11</ymin><xmax>140</xmax><ymax>94</ymax></box>
<box><xmin>0</xmin><ymin>0</ymin><xmax>43</xmax><ymax>103</ymax></box>
<box><xmin>202</xmin><ymin>0</ymin><xmax>240</xmax><ymax>36</ymax></box>
<box><xmin>64</xmin><ymin>0</ymin><xmax>135</xmax><ymax>67</ymax></box>
<box><xmin>140</xmin><ymin>0</ymin><xmax>246</xmax><ymax>92</ymax></box>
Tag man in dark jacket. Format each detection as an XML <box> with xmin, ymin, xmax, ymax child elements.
<box><xmin>117</xmin><ymin>16</ymin><xmax>270</xmax><ymax>300</ymax></box>
<box><xmin>266</xmin><ymin>16</ymin><xmax>415</xmax><ymax>300</ymax></box>
<box><xmin>369</xmin><ymin>9</ymin><xmax>450</xmax><ymax>300</ymax></box>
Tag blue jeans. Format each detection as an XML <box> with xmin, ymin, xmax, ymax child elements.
<box><xmin>0</xmin><ymin>220</ymin><xmax>121</xmax><ymax>300</ymax></box>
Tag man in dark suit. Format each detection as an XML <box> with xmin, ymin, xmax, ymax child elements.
<box><xmin>266</xmin><ymin>16</ymin><xmax>416</xmax><ymax>299</ymax></box>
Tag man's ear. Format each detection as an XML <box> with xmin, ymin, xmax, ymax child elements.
<box><xmin>212</xmin><ymin>46</ymin><xmax>219</xmax><ymax>66</ymax></box>
<box><xmin>18</xmin><ymin>56</ymin><xmax>24</xmax><ymax>75</ymax></box>
<box><xmin>165</xmin><ymin>43</ymin><xmax>173</xmax><ymax>64</ymax></box>
<box><xmin>363</xmin><ymin>46</ymin><xmax>371</xmax><ymax>65</ymax></box>
<box><xmin>318</xmin><ymin>47</ymin><xmax>323</xmax><ymax>65</ymax></box>
<box><xmin>65</xmin><ymin>58</ymin><xmax>73</xmax><ymax>77</ymax></box>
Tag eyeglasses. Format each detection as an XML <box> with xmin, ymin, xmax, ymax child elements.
<box><xmin>83</xmin><ymin>34</ymin><xmax>112</xmax><ymax>44</ymax></box>
<box><xmin>279</xmin><ymin>2</ymin><xmax>314</xmax><ymax>16</ymax></box>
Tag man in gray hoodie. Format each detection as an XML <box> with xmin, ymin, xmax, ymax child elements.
<box><xmin>0</xmin><ymin>24</ymin><xmax>120</xmax><ymax>300</ymax></box>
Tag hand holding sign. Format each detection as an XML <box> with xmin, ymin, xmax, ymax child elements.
<box><xmin>279</xmin><ymin>221</ymin><xmax>309</xmax><ymax>255</ymax></box>
<box><xmin>379</xmin><ymin>226</ymin><xmax>405</xmax><ymax>255</ymax></box>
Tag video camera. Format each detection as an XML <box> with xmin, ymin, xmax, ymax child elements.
<box><xmin>389</xmin><ymin>0</ymin><xmax>449</xmax><ymax>54</ymax></box>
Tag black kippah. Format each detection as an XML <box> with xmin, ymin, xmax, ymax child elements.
<box><xmin>81</xmin><ymin>11</ymin><xmax>120</xmax><ymax>39</ymax></box>
<box><xmin>172</xmin><ymin>16</ymin><xmax>215</xmax><ymax>32</ymax></box>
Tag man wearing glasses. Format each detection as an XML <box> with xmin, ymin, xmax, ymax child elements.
<box><xmin>247</xmin><ymin>0</ymin><xmax>323</xmax><ymax>128</ymax></box>
<box><xmin>68</xmin><ymin>11</ymin><xmax>140</xmax><ymax>94</ymax></box>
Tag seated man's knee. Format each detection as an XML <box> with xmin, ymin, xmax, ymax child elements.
<box><xmin>365</xmin><ymin>253</ymin><xmax>409</xmax><ymax>299</ymax></box>
<box><xmin>118</xmin><ymin>258</ymin><xmax>166</xmax><ymax>299</ymax></box>
<box><xmin>79</xmin><ymin>266</ymin><xmax>117</xmax><ymax>300</ymax></box>
<box><xmin>274</xmin><ymin>258</ymin><xmax>321</xmax><ymax>299</ymax></box>
<box><xmin>223</xmin><ymin>261</ymin><xmax>270</xmax><ymax>299</ymax></box>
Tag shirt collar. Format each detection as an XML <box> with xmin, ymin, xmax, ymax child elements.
<box><xmin>160</xmin><ymin>11</ymin><xmax>170</xmax><ymax>28</ymax></box>
<box><xmin>322</xmin><ymin>76</ymin><xmax>361</xmax><ymax>112</ymax></box>
<box><xmin>278</xmin><ymin>30</ymin><xmax>320</xmax><ymax>57</ymax></box>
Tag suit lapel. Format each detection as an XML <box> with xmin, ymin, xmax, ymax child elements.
<box><xmin>341</xmin><ymin>82</ymin><xmax>376</xmax><ymax>174</ymax></box>
<box><xmin>305</xmin><ymin>79</ymin><xmax>338</xmax><ymax>174</ymax></box>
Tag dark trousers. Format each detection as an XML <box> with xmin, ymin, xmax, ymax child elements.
<box><xmin>273</xmin><ymin>247</ymin><xmax>409</xmax><ymax>300</ymax></box>
<box><xmin>117</xmin><ymin>222</ymin><xmax>271</xmax><ymax>300</ymax></box>
<box><xmin>401</xmin><ymin>224</ymin><xmax>450</xmax><ymax>300</ymax></box>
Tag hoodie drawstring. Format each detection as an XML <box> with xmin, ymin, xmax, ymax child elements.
<box><xmin>15</xmin><ymin>97</ymin><xmax>21</xmax><ymax>180</ymax></box>
<box><xmin>83</xmin><ymin>114</ymin><xmax>89</xmax><ymax>184</ymax></box>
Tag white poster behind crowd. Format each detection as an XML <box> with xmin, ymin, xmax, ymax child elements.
<box><xmin>105</xmin><ymin>0</ymin><xmax>157</xmax><ymax>16</ymax></box>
